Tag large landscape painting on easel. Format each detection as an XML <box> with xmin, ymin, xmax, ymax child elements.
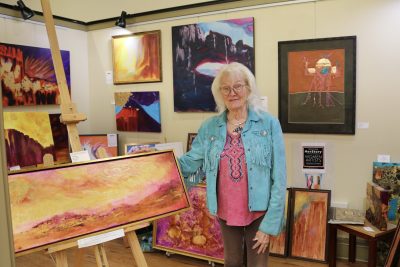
<box><xmin>0</xmin><ymin>42</ymin><xmax>70</xmax><ymax>106</ymax></box>
<box><xmin>9</xmin><ymin>150</ymin><xmax>189</xmax><ymax>253</ymax></box>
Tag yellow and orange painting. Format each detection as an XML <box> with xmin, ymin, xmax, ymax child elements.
<box><xmin>290</xmin><ymin>189</ymin><xmax>330</xmax><ymax>262</ymax></box>
<box><xmin>4</xmin><ymin>112</ymin><xmax>54</xmax><ymax>168</ymax></box>
<box><xmin>9</xmin><ymin>151</ymin><xmax>189</xmax><ymax>253</ymax></box>
<box><xmin>112</xmin><ymin>30</ymin><xmax>161</xmax><ymax>84</ymax></box>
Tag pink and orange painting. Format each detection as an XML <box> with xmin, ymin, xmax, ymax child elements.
<box><xmin>79</xmin><ymin>134</ymin><xmax>118</xmax><ymax>160</ymax></box>
<box><xmin>4</xmin><ymin>112</ymin><xmax>55</xmax><ymax>169</ymax></box>
<box><xmin>289</xmin><ymin>188</ymin><xmax>330</xmax><ymax>262</ymax></box>
<box><xmin>153</xmin><ymin>185</ymin><xmax>224</xmax><ymax>263</ymax></box>
<box><xmin>112</xmin><ymin>30</ymin><xmax>161</xmax><ymax>84</ymax></box>
<box><xmin>9</xmin><ymin>151</ymin><xmax>189</xmax><ymax>253</ymax></box>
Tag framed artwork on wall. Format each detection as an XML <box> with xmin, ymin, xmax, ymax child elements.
<box><xmin>114</xmin><ymin>91</ymin><xmax>161</xmax><ymax>132</ymax></box>
<box><xmin>112</xmin><ymin>30</ymin><xmax>162</xmax><ymax>84</ymax></box>
<box><xmin>79</xmin><ymin>134</ymin><xmax>119</xmax><ymax>160</ymax></box>
<box><xmin>153</xmin><ymin>185</ymin><xmax>224</xmax><ymax>264</ymax></box>
<box><xmin>0</xmin><ymin>42</ymin><xmax>70</xmax><ymax>106</ymax></box>
<box><xmin>172</xmin><ymin>17</ymin><xmax>255</xmax><ymax>112</ymax></box>
<box><xmin>9</xmin><ymin>150</ymin><xmax>190</xmax><ymax>254</ymax></box>
<box><xmin>4</xmin><ymin>112</ymin><xmax>55</xmax><ymax>169</ymax></box>
<box><xmin>270</xmin><ymin>188</ymin><xmax>291</xmax><ymax>257</ymax></box>
<box><xmin>278</xmin><ymin>36</ymin><xmax>356</xmax><ymax>134</ymax></box>
<box><xmin>288</xmin><ymin>188</ymin><xmax>331</xmax><ymax>262</ymax></box>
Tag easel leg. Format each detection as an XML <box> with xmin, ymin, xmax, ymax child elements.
<box><xmin>53</xmin><ymin>251</ymin><xmax>69</xmax><ymax>267</ymax></box>
<box><xmin>94</xmin><ymin>244</ymin><xmax>109</xmax><ymax>267</ymax></box>
<box><xmin>127</xmin><ymin>231</ymin><xmax>149</xmax><ymax>267</ymax></box>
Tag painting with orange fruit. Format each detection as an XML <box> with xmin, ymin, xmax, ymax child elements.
<box><xmin>9</xmin><ymin>150</ymin><xmax>189</xmax><ymax>253</ymax></box>
<box><xmin>153</xmin><ymin>185</ymin><xmax>224</xmax><ymax>263</ymax></box>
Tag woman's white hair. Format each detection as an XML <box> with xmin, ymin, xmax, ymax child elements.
<box><xmin>211</xmin><ymin>62</ymin><xmax>267</xmax><ymax>114</ymax></box>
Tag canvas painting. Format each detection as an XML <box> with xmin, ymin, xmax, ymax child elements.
<box><xmin>79</xmin><ymin>134</ymin><xmax>118</xmax><ymax>160</ymax></box>
<box><xmin>289</xmin><ymin>188</ymin><xmax>330</xmax><ymax>262</ymax></box>
<box><xmin>270</xmin><ymin>188</ymin><xmax>290</xmax><ymax>257</ymax></box>
<box><xmin>0</xmin><ymin>42</ymin><xmax>70</xmax><ymax>106</ymax></box>
<box><xmin>366</xmin><ymin>182</ymin><xmax>391</xmax><ymax>230</ymax></box>
<box><xmin>9</xmin><ymin>150</ymin><xmax>190</xmax><ymax>253</ymax></box>
<box><xmin>115</xmin><ymin>91</ymin><xmax>161</xmax><ymax>132</ymax></box>
<box><xmin>172</xmin><ymin>17</ymin><xmax>255</xmax><ymax>112</ymax></box>
<box><xmin>154</xmin><ymin>185</ymin><xmax>224</xmax><ymax>263</ymax></box>
<box><xmin>372</xmin><ymin>162</ymin><xmax>400</xmax><ymax>226</ymax></box>
<box><xmin>125</xmin><ymin>142</ymin><xmax>183</xmax><ymax>157</ymax></box>
<box><xmin>4</xmin><ymin>112</ymin><xmax>55</xmax><ymax>169</ymax></box>
<box><xmin>49</xmin><ymin>113</ymin><xmax>70</xmax><ymax>164</ymax></box>
<box><xmin>112</xmin><ymin>30</ymin><xmax>162</xmax><ymax>84</ymax></box>
<box><xmin>125</xmin><ymin>143</ymin><xmax>157</xmax><ymax>155</ymax></box>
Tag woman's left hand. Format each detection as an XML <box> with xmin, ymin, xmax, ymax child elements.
<box><xmin>252</xmin><ymin>230</ymin><xmax>270</xmax><ymax>254</ymax></box>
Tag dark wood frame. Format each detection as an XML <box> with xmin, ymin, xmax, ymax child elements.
<box><xmin>288</xmin><ymin>188</ymin><xmax>331</xmax><ymax>262</ymax></box>
<box><xmin>385</xmin><ymin>220</ymin><xmax>400</xmax><ymax>267</ymax></box>
<box><xmin>186</xmin><ymin>133</ymin><xmax>197</xmax><ymax>152</ymax></box>
<box><xmin>278</xmin><ymin>36</ymin><xmax>356</xmax><ymax>134</ymax></box>
<box><xmin>112</xmin><ymin>30</ymin><xmax>162</xmax><ymax>84</ymax></box>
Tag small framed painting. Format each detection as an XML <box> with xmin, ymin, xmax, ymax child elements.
<box><xmin>112</xmin><ymin>30</ymin><xmax>162</xmax><ymax>84</ymax></box>
<box><xmin>79</xmin><ymin>134</ymin><xmax>119</xmax><ymax>160</ymax></box>
<box><xmin>278</xmin><ymin>36</ymin><xmax>356</xmax><ymax>134</ymax></box>
<box><xmin>288</xmin><ymin>188</ymin><xmax>331</xmax><ymax>262</ymax></box>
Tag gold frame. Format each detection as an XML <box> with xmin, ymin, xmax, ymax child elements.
<box><xmin>9</xmin><ymin>150</ymin><xmax>190</xmax><ymax>255</ymax></box>
<box><xmin>112</xmin><ymin>30</ymin><xmax>162</xmax><ymax>84</ymax></box>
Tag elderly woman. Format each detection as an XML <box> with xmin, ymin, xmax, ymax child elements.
<box><xmin>179</xmin><ymin>62</ymin><xmax>286</xmax><ymax>267</ymax></box>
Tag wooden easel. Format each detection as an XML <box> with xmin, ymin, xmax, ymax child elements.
<box><xmin>39</xmin><ymin>0</ymin><xmax>149</xmax><ymax>266</ymax></box>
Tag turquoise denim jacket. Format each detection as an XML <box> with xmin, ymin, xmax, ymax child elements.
<box><xmin>178</xmin><ymin>108</ymin><xmax>287</xmax><ymax>236</ymax></box>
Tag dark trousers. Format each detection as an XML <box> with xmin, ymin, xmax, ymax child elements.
<box><xmin>218</xmin><ymin>216</ymin><xmax>269</xmax><ymax>267</ymax></box>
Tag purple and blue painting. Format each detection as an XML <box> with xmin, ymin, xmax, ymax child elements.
<box><xmin>172</xmin><ymin>17</ymin><xmax>255</xmax><ymax>112</ymax></box>
<box><xmin>0</xmin><ymin>42</ymin><xmax>70</xmax><ymax>106</ymax></box>
<box><xmin>115</xmin><ymin>91</ymin><xmax>161</xmax><ymax>132</ymax></box>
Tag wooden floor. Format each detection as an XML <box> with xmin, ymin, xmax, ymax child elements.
<box><xmin>15</xmin><ymin>239</ymin><xmax>368</xmax><ymax>267</ymax></box>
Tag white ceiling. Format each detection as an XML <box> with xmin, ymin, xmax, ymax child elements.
<box><xmin>0</xmin><ymin>0</ymin><xmax>218</xmax><ymax>22</ymax></box>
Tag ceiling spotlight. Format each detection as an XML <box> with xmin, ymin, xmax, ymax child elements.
<box><xmin>115</xmin><ymin>11</ymin><xmax>127</xmax><ymax>28</ymax></box>
<box><xmin>17</xmin><ymin>0</ymin><xmax>34</xmax><ymax>20</ymax></box>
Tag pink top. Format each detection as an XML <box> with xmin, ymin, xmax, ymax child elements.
<box><xmin>217</xmin><ymin>132</ymin><xmax>265</xmax><ymax>226</ymax></box>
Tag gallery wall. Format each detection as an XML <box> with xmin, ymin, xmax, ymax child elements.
<box><xmin>1</xmin><ymin>0</ymin><xmax>400</xmax><ymax>218</ymax></box>
<box><xmin>0</xmin><ymin>16</ymin><xmax>91</xmax><ymax>133</ymax></box>
<box><xmin>87</xmin><ymin>0</ymin><xmax>400</xmax><ymax>210</ymax></box>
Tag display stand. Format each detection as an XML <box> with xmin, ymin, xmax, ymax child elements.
<box><xmin>36</xmin><ymin>1</ymin><xmax>150</xmax><ymax>266</ymax></box>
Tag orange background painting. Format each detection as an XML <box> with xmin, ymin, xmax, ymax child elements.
<box><xmin>288</xmin><ymin>49</ymin><xmax>345</xmax><ymax>94</ymax></box>
<box><xmin>112</xmin><ymin>31</ymin><xmax>161</xmax><ymax>84</ymax></box>
<box><xmin>79</xmin><ymin>135</ymin><xmax>118</xmax><ymax>160</ymax></box>
<box><xmin>290</xmin><ymin>190</ymin><xmax>329</xmax><ymax>261</ymax></box>
<box><xmin>9</xmin><ymin>151</ymin><xmax>189</xmax><ymax>253</ymax></box>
